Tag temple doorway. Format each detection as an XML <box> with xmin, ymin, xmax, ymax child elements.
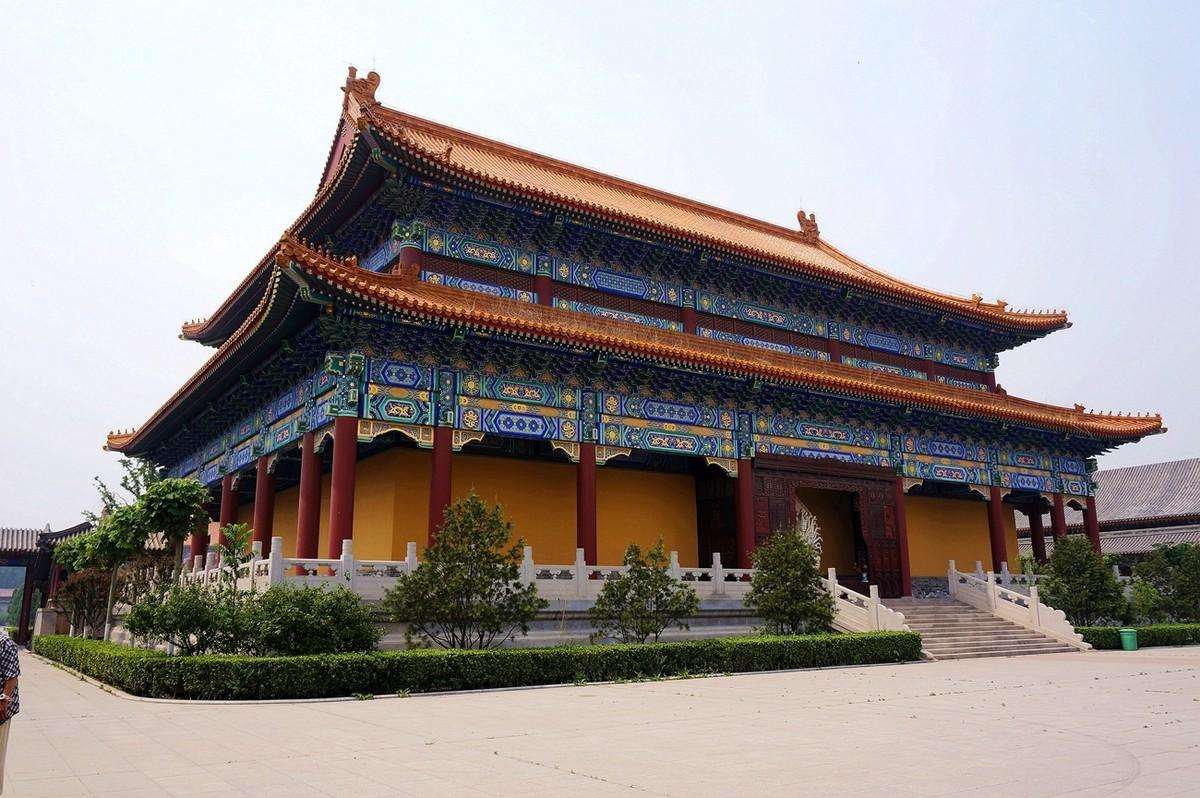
<box><xmin>795</xmin><ymin>486</ymin><xmax>870</xmax><ymax>589</ymax></box>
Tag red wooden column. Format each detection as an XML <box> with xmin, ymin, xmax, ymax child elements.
<box><xmin>735</xmin><ymin>458</ymin><xmax>756</xmax><ymax>568</ymax></box>
<box><xmin>295</xmin><ymin>431</ymin><xmax>321</xmax><ymax>558</ymax></box>
<box><xmin>827</xmin><ymin>340</ymin><xmax>842</xmax><ymax>363</ymax></box>
<box><xmin>1083</xmin><ymin>496</ymin><xmax>1102</xmax><ymax>554</ymax></box>
<box><xmin>251</xmin><ymin>456</ymin><xmax>276</xmax><ymax>556</ymax></box>
<box><xmin>681</xmin><ymin>306</ymin><xmax>698</xmax><ymax>334</ymax></box>
<box><xmin>577</xmin><ymin>443</ymin><xmax>597</xmax><ymax>564</ymax></box>
<box><xmin>397</xmin><ymin>241</ymin><xmax>422</xmax><ymax>275</ymax></box>
<box><xmin>893</xmin><ymin>477</ymin><xmax>913</xmax><ymax>597</ymax></box>
<box><xmin>327</xmin><ymin>416</ymin><xmax>358</xmax><ymax>558</ymax></box>
<box><xmin>1028</xmin><ymin>508</ymin><xmax>1048</xmax><ymax>564</ymax></box>
<box><xmin>986</xmin><ymin>486</ymin><xmax>1009</xmax><ymax>573</ymax></box>
<box><xmin>1050</xmin><ymin>493</ymin><xmax>1068</xmax><ymax>539</ymax></box>
<box><xmin>534</xmin><ymin>274</ymin><xmax>554</xmax><ymax>307</ymax></box>
<box><xmin>428</xmin><ymin>426</ymin><xmax>453</xmax><ymax>545</ymax></box>
<box><xmin>204</xmin><ymin>473</ymin><xmax>238</xmax><ymax>558</ymax></box>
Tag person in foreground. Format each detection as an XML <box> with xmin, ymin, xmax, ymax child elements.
<box><xmin>0</xmin><ymin>628</ymin><xmax>19</xmax><ymax>793</ymax></box>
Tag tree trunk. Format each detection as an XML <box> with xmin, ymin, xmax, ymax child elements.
<box><xmin>102</xmin><ymin>565</ymin><xmax>119</xmax><ymax>641</ymax></box>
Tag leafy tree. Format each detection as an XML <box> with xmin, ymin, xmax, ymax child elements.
<box><xmin>745</xmin><ymin>527</ymin><xmax>835</xmax><ymax>635</ymax></box>
<box><xmin>1129</xmin><ymin>579</ymin><xmax>1165</xmax><ymax>624</ymax></box>
<box><xmin>94</xmin><ymin>505</ymin><xmax>150</xmax><ymax>640</ymax></box>
<box><xmin>124</xmin><ymin>583</ymin><xmax>223</xmax><ymax>655</ymax></box>
<box><xmin>86</xmin><ymin>457</ymin><xmax>161</xmax><ymax>522</ymax></box>
<box><xmin>1039</xmin><ymin>535</ymin><xmax>1125</xmax><ymax>626</ymax></box>
<box><xmin>140</xmin><ymin>478</ymin><xmax>212</xmax><ymax>580</ymax></box>
<box><xmin>380</xmin><ymin>493</ymin><xmax>546</xmax><ymax>649</ymax></box>
<box><xmin>54</xmin><ymin>570</ymin><xmax>110</xmax><ymax>638</ymax></box>
<box><xmin>1133</xmin><ymin>543</ymin><xmax>1200</xmax><ymax>622</ymax></box>
<box><xmin>590</xmin><ymin>538</ymin><xmax>700</xmax><ymax>644</ymax></box>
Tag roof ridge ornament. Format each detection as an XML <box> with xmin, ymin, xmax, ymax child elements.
<box><xmin>344</xmin><ymin>66</ymin><xmax>381</xmax><ymax>104</ymax></box>
<box><xmin>796</xmin><ymin>209</ymin><xmax>820</xmax><ymax>244</ymax></box>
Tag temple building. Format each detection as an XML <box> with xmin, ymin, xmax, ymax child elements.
<box><xmin>1019</xmin><ymin>458</ymin><xmax>1199</xmax><ymax>566</ymax></box>
<box><xmin>105</xmin><ymin>68</ymin><xmax>1164</xmax><ymax>599</ymax></box>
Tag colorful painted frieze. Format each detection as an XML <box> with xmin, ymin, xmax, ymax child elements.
<box><xmin>841</xmin><ymin>356</ymin><xmax>928</xmax><ymax>381</ymax></box>
<box><xmin>923</xmin><ymin>344</ymin><xmax>992</xmax><ymax>372</ymax></box>
<box><xmin>935</xmin><ymin>375</ymin><xmax>989</xmax><ymax>391</ymax></box>
<box><xmin>600</xmin><ymin>418</ymin><xmax>736</xmax><ymax>458</ymax></box>
<box><xmin>901</xmin><ymin>458</ymin><xmax>990</xmax><ymax>486</ymax></box>
<box><xmin>421</xmin><ymin>271</ymin><xmax>535</xmax><ymax>303</ymax></box>
<box><xmin>364</xmin><ymin>384</ymin><xmax>433</xmax><ymax>427</ymax></box>
<box><xmin>995</xmin><ymin>468</ymin><xmax>1056</xmax><ymax>493</ymax></box>
<box><xmin>829</xmin><ymin>321</ymin><xmax>922</xmax><ymax>359</ymax></box>
<box><xmin>897</xmin><ymin>433</ymin><xmax>989</xmax><ymax>464</ymax></box>
<box><xmin>1054</xmin><ymin>456</ymin><xmax>1089</xmax><ymax>476</ymax></box>
<box><xmin>457</xmin><ymin>396</ymin><xmax>579</xmax><ymax>441</ymax></box>
<box><xmin>552</xmin><ymin>299</ymin><xmax>682</xmax><ymax>331</ymax></box>
<box><xmin>755</xmin><ymin>415</ymin><xmax>890</xmax><ymax>450</ymax></box>
<box><xmin>751</xmin><ymin>434</ymin><xmax>892</xmax><ymax>467</ymax></box>
<box><xmin>458</xmin><ymin>372</ymin><xmax>580</xmax><ymax>410</ymax></box>
<box><xmin>601</xmin><ymin>392</ymin><xmax>735</xmax><ymax>430</ymax></box>
<box><xmin>997</xmin><ymin>449</ymin><xmax>1053</xmax><ymax>471</ymax></box>
<box><xmin>366</xmin><ymin>358</ymin><xmax>433</xmax><ymax>391</ymax></box>
<box><xmin>264</xmin><ymin>410</ymin><xmax>304</xmax><ymax>454</ymax></box>
<box><xmin>554</xmin><ymin>259</ymin><xmax>681</xmax><ymax>305</ymax></box>
<box><xmin>422</xmin><ymin>225</ymin><xmax>536</xmax><ymax>274</ymax></box>
<box><xmin>697</xmin><ymin>327</ymin><xmax>829</xmax><ymax>361</ymax></box>
<box><xmin>1059</xmin><ymin>475</ymin><xmax>1092</xmax><ymax>496</ymax></box>
<box><xmin>197</xmin><ymin>462</ymin><xmax>221</xmax><ymax>486</ymax></box>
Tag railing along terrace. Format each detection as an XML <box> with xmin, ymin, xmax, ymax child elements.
<box><xmin>947</xmin><ymin>560</ymin><xmax>1089</xmax><ymax>650</ymax></box>
<box><xmin>180</xmin><ymin>537</ymin><xmax>908</xmax><ymax>632</ymax></box>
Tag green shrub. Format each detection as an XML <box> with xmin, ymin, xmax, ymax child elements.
<box><xmin>33</xmin><ymin>631</ymin><xmax>922</xmax><ymax>700</ymax></box>
<box><xmin>1079</xmin><ymin>624</ymin><xmax>1200</xmax><ymax>649</ymax></box>
<box><xmin>1129</xmin><ymin>580</ymin><xmax>1165</xmax><ymax>625</ymax></box>
<box><xmin>1132</xmin><ymin>544</ymin><xmax>1200</xmax><ymax>622</ymax></box>
<box><xmin>249</xmin><ymin>586</ymin><xmax>380</xmax><ymax>655</ymax></box>
<box><xmin>590</xmin><ymin>538</ymin><xmax>700</xmax><ymax>643</ymax></box>
<box><xmin>124</xmin><ymin>582</ymin><xmax>225</xmax><ymax>655</ymax></box>
<box><xmin>745</xmin><ymin>527</ymin><xmax>834</xmax><ymax>634</ymax></box>
<box><xmin>380</xmin><ymin>493</ymin><xmax>545</xmax><ymax>649</ymax></box>
<box><xmin>1039</xmin><ymin>536</ymin><xmax>1125</xmax><ymax>626</ymax></box>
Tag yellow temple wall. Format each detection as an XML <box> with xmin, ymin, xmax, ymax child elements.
<box><xmin>245</xmin><ymin>448</ymin><xmax>701</xmax><ymax>567</ymax></box>
<box><xmin>795</xmin><ymin>487</ymin><xmax>858</xmax><ymax>574</ymax></box>
<box><xmin>904</xmin><ymin>495</ymin><xmax>1020</xmax><ymax>577</ymax></box>
<box><xmin>450</xmin><ymin>453</ymin><xmax>577</xmax><ymax>562</ymax></box>
<box><xmin>597</xmin><ymin>468</ymin><xmax>697</xmax><ymax>567</ymax></box>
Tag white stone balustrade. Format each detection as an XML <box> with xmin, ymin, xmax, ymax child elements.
<box><xmin>947</xmin><ymin>560</ymin><xmax>1089</xmax><ymax>650</ymax></box>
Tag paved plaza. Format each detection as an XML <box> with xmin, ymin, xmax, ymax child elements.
<box><xmin>6</xmin><ymin>647</ymin><xmax>1200</xmax><ymax>797</ymax></box>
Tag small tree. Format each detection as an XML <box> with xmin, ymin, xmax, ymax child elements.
<box><xmin>55</xmin><ymin>570</ymin><xmax>111</xmax><ymax>637</ymax></box>
<box><xmin>140</xmin><ymin>478</ymin><xmax>212</xmax><ymax>580</ymax></box>
<box><xmin>590</xmin><ymin>538</ymin><xmax>700</xmax><ymax>644</ymax></box>
<box><xmin>1039</xmin><ymin>535</ymin><xmax>1125</xmax><ymax>626</ymax></box>
<box><xmin>745</xmin><ymin>527</ymin><xmax>835</xmax><ymax>635</ymax></box>
<box><xmin>380</xmin><ymin>493</ymin><xmax>546</xmax><ymax>649</ymax></box>
<box><xmin>55</xmin><ymin>506</ymin><xmax>148</xmax><ymax>640</ymax></box>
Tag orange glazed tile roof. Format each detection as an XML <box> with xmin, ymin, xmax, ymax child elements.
<box><xmin>340</xmin><ymin>69</ymin><xmax>1068</xmax><ymax>333</ymax></box>
<box><xmin>107</xmin><ymin>236</ymin><xmax>1159</xmax><ymax>455</ymax></box>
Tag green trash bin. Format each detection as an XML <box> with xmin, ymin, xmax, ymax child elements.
<box><xmin>1119</xmin><ymin>628</ymin><xmax>1138</xmax><ymax>651</ymax></box>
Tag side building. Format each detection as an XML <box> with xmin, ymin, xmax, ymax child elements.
<box><xmin>106</xmin><ymin>69</ymin><xmax>1163</xmax><ymax>598</ymax></box>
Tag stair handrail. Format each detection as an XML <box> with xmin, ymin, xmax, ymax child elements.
<box><xmin>947</xmin><ymin>560</ymin><xmax>1090</xmax><ymax>650</ymax></box>
<box><xmin>822</xmin><ymin>569</ymin><xmax>908</xmax><ymax>632</ymax></box>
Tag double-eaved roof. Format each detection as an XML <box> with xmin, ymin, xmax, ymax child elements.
<box><xmin>107</xmin><ymin>68</ymin><xmax>1163</xmax><ymax>457</ymax></box>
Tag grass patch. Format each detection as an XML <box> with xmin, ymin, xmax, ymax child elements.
<box><xmin>33</xmin><ymin>631</ymin><xmax>922</xmax><ymax>700</ymax></box>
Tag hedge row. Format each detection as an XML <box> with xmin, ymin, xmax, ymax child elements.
<box><xmin>1079</xmin><ymin>624</ymin><xmax>1200</xmax><ymax>650</ymax></box>
<box><xmin>33</xmin><ymin>631</ymin><xmax>922</xmax><ymax>700</ymax></box>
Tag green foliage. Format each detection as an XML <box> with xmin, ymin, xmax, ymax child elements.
<box><xmin>86</xmin><ymin>457</ymin><xmax>161</xmax><ymax>522</ymax></box>
<box><xmin>1039</xmin><ymin>535</ymin><xmax>1125</xmax><ymax>626</ymax></box>
<box><xmin>745</xmin><ymin>527</ymin><xmax>835</xmax><ymax>635</ymax></box>
<box><xmin>1132</xmin><ymin>544</ymin><xmax>1200</xmax><ymax>622</ymax></box>
<box><xmin>590</xmin><ymin>538</ymin><xmax>700</xmax><ymax>643</ymax></box>
<box><xmin>33</xmin><ymin>631</ymin><xmax>924</xmax><ymax>700</ymax></box>
<box><xmin>55</xmin><ymin>570</ymin><xmax>111</xmax><ymax>637</ymax></box>
<box><xmin>1079</xmin><ymin>624</ymin><xmax>1200</xmax><ymax>649</ymax></box>
<box><xmin>380</xmin><ymin>493</ymin><xmax>546</xmax><ymax>649</ymax></box>
<box><xmin>248</xmin><ymin>586</ymin><xmax>381</xmax><ymax>655</ymax></box>
<box><xmin>140</xmin><ymin>478</ymin><xmax>212</xmax><ymax>573</ymax></box>
<box><xmin>124</xmin><ymin>583</ymin><xmax>223</xmax><ymax>655</ymax></box>
<box><xmin>1129</xmin><ymin>580</ymin><xmax>1164</xmax><ymax>625</ymax></box>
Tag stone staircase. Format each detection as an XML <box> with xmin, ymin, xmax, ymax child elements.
<box><xmin>887</xmin><ymin>598</ymin><xmax>1080</xmax><ymax>660</ymax></box>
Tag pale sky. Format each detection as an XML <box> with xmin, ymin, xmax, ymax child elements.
<box><xmin>1</xmin><ymin>2</ymin><xmax>1197</xmax><ymax>529</ymax></box>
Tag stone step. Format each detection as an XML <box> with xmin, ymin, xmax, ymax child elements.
<box><xmin>935</xmin><ymin>646</ymin><xmax>1078</xmax><ymax>660</ymax></box>
<box><xmin>919</xmin><ymin>632</ymin><xmax>1049</xmax><ymax>643</ymax></box>
<box><xmin>922</xmin><ymin>640</ymin><xmax>1070</xmax><ymax>655</ymax></box>
<box><xmin>907</xmin><ymin>621</ymin><xmax>1021</xmax><ymax>631</ymax></box>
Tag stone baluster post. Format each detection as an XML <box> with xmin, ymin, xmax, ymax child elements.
<box><xmin>269</xmin><ymin>536</ymin><xmax>285</xmax><ymax>586</ymax></box>
<box><xmin>985</xmin><ymin>572</ymin><xmax>998</xmax><ymax>611</ymax></box>
<box><xmin>521</xmin><ymin>546</ymin><xmax>534</xmax><ymax>586</ymax></box>
<box><xmin>868</xmin><ymin>585</ymin><xmax>881</xmax><ymax>631</ymax></box>
<box><xmin>574</xmin><ymin>548</ymin><xmax>587</xmax><ymax>597</ymax></box>
<box><xmin>669</xmin><ymin>551</ymin><xmax>681</xmax><ymax>582</ymax></box>
<box><xmin>1000</xmin><ymin>561</ymin><xmax>1011</xmax><ymax>587</ymax></box>
<box><xmin>948</xmin><ymin>560</ymin><xmax>957</xmax><ymax>599</ymax></box>
<box><xmin>406</xmin><ymin>542</ymin><xmax>418</xmax><ymax>575</ymax></box>
<box><xmin>339</xmin><ymin>539</ymin><xmax>354</xmax><ymax>591</ymax></box>
<box><xmin>711</xmin><ymin>552</ymin><xmax>725</xmax><ymax>597</ymax></box>
<box><xmin>1029</xmin><ymin>585</ymin><xmax>1042</xmax><ymax>627</ymax></box>
<box><xmin>827</xmin><ymin>567</ymin><xmax>839</xmax><ymax>603</ymax></box>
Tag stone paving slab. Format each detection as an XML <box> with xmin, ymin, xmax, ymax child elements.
<box><xmin>6</xmin><ymin>647</ymin><xmax>1200</xmax><ymax>796</ymax></box>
